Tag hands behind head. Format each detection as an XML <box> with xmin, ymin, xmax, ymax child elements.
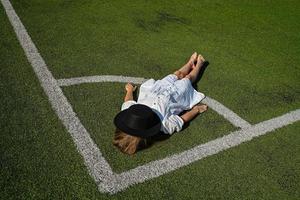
<box><xmin>125</xmin><ymin>83</ymin><xmax>137</xmax><ymax>93</ymax></box>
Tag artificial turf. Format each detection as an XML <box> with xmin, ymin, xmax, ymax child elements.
<box><xmin>1</xmin><ymin>0</ymin><xmax>300</xmax><ymax>199</ymax></box>
<box><xmin>9</xmin><ymin>0</ymin><xmax>300</xmax><ymax>124</ymax></box>
<box><xmin>0</xmin><ymin>6</ymin><xmax>100</xmax><ymax>199</ymax></box>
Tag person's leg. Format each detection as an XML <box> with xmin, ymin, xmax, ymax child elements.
<box><xmin>174</xmin><ymin>52</ymin><xmax>197</xmax><ymax>79</ymax></box>
<box><xmin>185</xmin><ymin>54</ymin><xmax>205</xmax><ymax>83</ymax></box>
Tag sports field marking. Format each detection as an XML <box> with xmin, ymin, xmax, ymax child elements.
<box><xmin>57</xmin><ymin>76</ymin><xmax>251</xmax><ymax>128</ymax></box>
<box><xmin>1</xmin><ymin>0</ymin><xmax>114</xmax><ymax>185</ymax></box>
<box><xmin>57</xmin><ymin>75</ymin><xmax>147</xmax><ymax>86</ymax></box>
<box><xmin>102</xmin><ymin>109</ymin><xmax>300</xmax><ymax>193</ymax></box>
<box><xmin>202</xmin><ymin>97</ymin><xmax>251</xmax><ymax>128</ymax></box>
<box><xmin>3</xmin><ymin>0</ymin><xmax>299</xmax><ymax>194</ymax></box>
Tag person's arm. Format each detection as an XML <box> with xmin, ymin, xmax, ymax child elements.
<box><xmin>180</xmin><ymin>104</ymin><xmax>208</xmax><ymax>123</ymax></box>
<box><xmin>124</xmin><ymin>83</ymin><xmax>137</xmax><ymax>102</ymax></box>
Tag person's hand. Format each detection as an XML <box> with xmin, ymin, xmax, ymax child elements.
<box><xmin>125</xmin><ymin>83</ymin><xmax>137</xmax><ymax>92</ymax></box>
<box><xmin>192</xmin><ymin>104</ymin><xmax>208</xmax><ymax>114</ymax></box>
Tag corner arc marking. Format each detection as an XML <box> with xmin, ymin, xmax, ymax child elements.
<box><xmin>58</xmin><ymin>75</ymin><xmax>251</xmax><ymax>128</ymax></box>
<box><xmin>202</xmin><ymin>97</ymin><xmax>251</xmax><ymax>128</ymax></box>
<box><xmin>57</xmin><ymin>75</ymin><xmax>147</xmax><ymax>86</ymax></box>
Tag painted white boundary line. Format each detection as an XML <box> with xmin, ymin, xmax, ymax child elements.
<box><xmin>3</xmin><ymin>0</ymin><xmax>299</xmax><ymax>194</ymax></box>
<box><xmin>202</xmin><ymin>97</ymin><xmax>251</xmax><ymax>128</ymax></box>
<box><xmin>108</xmin><ymin>109</ymin><xmax>300</xmax><ymax>193</ymax></box>
<box><xmin>1</xmin><ymin>0</ymin><xmax>113</xmax><ymax>185</ymax></box>
<box><xmin>57</xmin><ymin>75</ymin><xmax>251</xmax><ymax>128</ymax></box>
<box><xmin>57</xmin><ymin>75</ymin><xmax>147</xmax><ymax>86</ymax></box>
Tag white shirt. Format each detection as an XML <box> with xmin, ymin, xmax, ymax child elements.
<box><xmin>121</xmin><ymin>75</ymin><xmax>205</xmax><ymax>134</ymax></box>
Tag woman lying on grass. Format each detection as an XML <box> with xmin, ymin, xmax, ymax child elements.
<box><xmin>113</xmin><ymin>53</ymin><xmax>208</xmax><ymax>155</ymax></box>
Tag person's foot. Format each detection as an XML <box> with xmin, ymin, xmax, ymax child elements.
<box><xmin>194</xmin><ymin>54</ymin><xmax>205</xmax><ymax>69</ymax></box>
<box><xmin>188</xmin><ymin>52</ymin><xmax>198</xmax><ymax>68</ymax></box>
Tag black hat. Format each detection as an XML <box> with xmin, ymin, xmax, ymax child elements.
<box><xmin>114</xmin><ymin>104</ymin><xmax>161</xmax><ymax>138</ymax></box>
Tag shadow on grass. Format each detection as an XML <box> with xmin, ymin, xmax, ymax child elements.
<box><xmin>137</xmin><ymin>132</ymin><xmax>171</xmax><ymax>152</ymax></box>
<box><xmin>192</xmin><ymin>60</ymin><xmax>210</xmax><ymax>91</ymax></box>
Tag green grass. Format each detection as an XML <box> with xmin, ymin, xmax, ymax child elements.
<box><xmin>1</xmin><ymin>0</ymin><xmax>300</xmax><ymax>199</ymax></box>
<box><xmin>10</xmin><ymin>0</ymin><xmax>300</xmax><ymax>124</ymax></box>
<box><xmin>0</xmin><ymin>6</ymin><xmax>99</xmax><ymax>199</ymax></box>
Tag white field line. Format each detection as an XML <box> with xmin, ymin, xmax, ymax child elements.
<box><xmin>202</xmin><ymin>97</ymin><xmax>251</xmax><ymax>128</ymax></box>
<box><xmin>58</xmin><ymin>75</ymin><xmax>251</xmax><ymax>129</ymax></box>
<box><xmin>3</xmin><ymin>0</ymin><xmax>300</xmax><ymax>195</ymax></box>
<box><xmin>57</xmin><ymin>75</ymin><xmax>147</xmax><ymax>86</ymax></box>
<box><xmin>104</xmin><ymin>109</ymin><xmax>300</xmax><ymax>194</ymax></box>
<box><xmin>1</xmin><ymin>0</ymin><xmax>114</xmax><ymax>185</ymax></box>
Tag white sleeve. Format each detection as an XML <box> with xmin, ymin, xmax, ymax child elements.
<box><xmin>121</xmin><ymin>100</ymin><xmax>137</xmax><ymax>111</ymax></box>
<box><xmin>161</xmin><ymin>115</ymin><xmax>184</xmax><ymax>134</ymax></box>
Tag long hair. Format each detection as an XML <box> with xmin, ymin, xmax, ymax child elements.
<box><xmin>113</xmin><ymin>129</ymin><xmax>149</xmax><ymax>155</ymax></box>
